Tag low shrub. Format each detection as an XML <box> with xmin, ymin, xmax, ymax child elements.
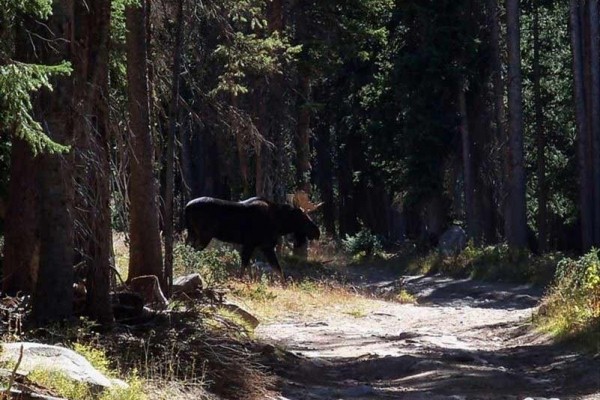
<box><xmin>408</xmin><ymin>242</ymin><xmax>558</xmax><ymax>284</ymax></box>
<box><xmin>173</xmin><ymin>242</ymin><xmax>240</xmax><ymax>285</ymax></box>
<box><xmin>537</xmin><ymin>249</ymin><xmax>600</xmax><ymax>345</ymax></box>
<box><xmin>342</xmin><ymin>228</ymin><xmax>383</xmax><ymax>259</ymax></box>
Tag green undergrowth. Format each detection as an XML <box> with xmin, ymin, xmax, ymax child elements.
<box><xmin>173</xmin><ymin>242</ymin><xmax>240</xmax><ymax>285</ymax></box>
<box><xmin>1</xmin><ymin>305</ymin><xmax>273</xmax><ymax>400</ymax></box>
<box><xmin>27</xmin><ymin>368</ymin><xmax>145</xmax><ymax>400</ymax></box>
<box><xmin>406</xmin><ymin>242</ymin><xmax>558</xmax><ymax>285</ymax></box>
<box><xmin>535</xmin><ymin>249</ymin><xmax>600</xmax><ymax>352</ymax></box>
<box><xmin>13</xmin><ymin>342</ymin><xmax>147</xmax><ymax>400</ymax></box>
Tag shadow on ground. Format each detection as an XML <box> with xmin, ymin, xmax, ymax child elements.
<box><xmin>262</xmin><ymin>338</ymin><xmax>600</xmax><ymax>399</ymax></box>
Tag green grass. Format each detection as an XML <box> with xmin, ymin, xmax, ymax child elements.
<box><xmin>534</xmin><ymin>249</ymin><xmax>600</xmax><ymax>352</ymax></box>
<box><xmin>405</xmin><ymin>243</ymin><xmax>558</xmax><ymax>285</ymax></box>
<box><xmin>344</xmin><ymin>308</ymin><xmax>367</xmax><ymax>318</ymax></box>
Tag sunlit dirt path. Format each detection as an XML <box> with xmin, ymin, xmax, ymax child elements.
<box><xmin>257</xmin><ymin>275</ymin><xmax>600</xmax><ymax>400</ymax></box>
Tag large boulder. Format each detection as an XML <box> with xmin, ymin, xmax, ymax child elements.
<box><xmin>0</xmin><ymin>342</ymin><xmax>127</xmax><ymax>390</ymax></box>
<box><xmin>438</xmin><ymin>225</ymin><xmax>467</xmax><ymax>256</ymax></box>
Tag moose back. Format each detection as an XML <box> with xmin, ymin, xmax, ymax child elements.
<box><xmin>184</xmin><ymin>196</ymin><xmax>320</xmax><ymax>281</ymax></box>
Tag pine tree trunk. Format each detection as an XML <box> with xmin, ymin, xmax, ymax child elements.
<box><xmin>232</xmin><ymin>94</ymin><xmax>249</xmax><ymax>195</ymax></box>
<box><xmin>315</xmin><ymin>122</ymin><xmax>336</xmax><ymax>236</ymax></box>
<box><xmin>487</xmin><ymin>0</ymin><xmax>508</xmax><ymax>239</ymax></box>
<box><xmin>267</xmin><ymin>0</ymin><xmax>286</xmax><ymax>201</ymax></box>
<box><xmin>506</xmin><ymin>0</ymin><xmax>528</xmax><ymax>249</ymax></box>
<box><xmin>164</xmin><ymin>0</ymin><xmax>185</xmax><ymax>298</ymax></box>
<box><xmin>33</xmin><ymin>0</ymin><xmax>75</xmax><ymax>323</ymax></box>
<box><xmin>3</xmin><ymin>138</ymin><xmax>38</xmax><ymax>294</ymax></box>
<box><xmin>3</xmin><ymin>19</ymin><xmax>40</xmax><ymax>294</ymax></box>
<box><xmin>459</xmin><ymin>88</ymin><xmax>477</xmax><ymax>243</ymax></box>
<box><xmin>71</xmin><ymin>0</ymin><xmax>114</xmax><ymax>324</ymax></box>
<box><xmin>126</xmin><ymin>2</ymin><xmax>164</xmax><ymax>287</ymax></box>
<box><xmin>570</xmin><ymin>0</ymin><xmax>594</xmax><ymax>251</ymax></box>
<box><xmin>588</xmin><ymin>0</ymin><xmax>600</xmax><ymax>246</ymax></box>
<box><xmin>533</xmin><ymin>0</ymin><xmax>548</xmax><ymax>253</ymax></box>
<box><xmin>296</xmin><ymin>76</ymin><xmax>312</xmax><ymax>193</ymax></box>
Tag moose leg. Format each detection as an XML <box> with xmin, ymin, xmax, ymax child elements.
<box><xmin>261</xmin><ymin>246</ymin><xmax>286</xmax><ymax>285</ymax></box>
<box><xmin>240</xmin><ymin>245</ymin><xmax>254</xmax><ymax>280</ymax></box>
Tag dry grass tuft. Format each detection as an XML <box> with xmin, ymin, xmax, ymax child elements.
<box><xmin>230</xmin><ymin>279</ymin><xmax>373</xmax><ymax>323</ymax></box>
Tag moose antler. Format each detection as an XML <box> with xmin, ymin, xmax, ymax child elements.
<box><xmin>288</xmin><ymin>190</ymin><xmax>324</xmax><ymax>213</ymax></box>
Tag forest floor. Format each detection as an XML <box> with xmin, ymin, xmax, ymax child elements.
<box><xmin>247</xmin><ymin>264</ymin><xmax>600</xmax><ymax>400</ymax></box>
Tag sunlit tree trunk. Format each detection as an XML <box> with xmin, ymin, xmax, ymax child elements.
<box><xmin>126</xmin><ymin>1</ymin><xmax>164</xmax><ymax>287</ymax></box>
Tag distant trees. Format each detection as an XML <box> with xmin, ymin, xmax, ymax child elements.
<box><xmin>0</xmin><ymin>0</ymin><xmax>598</xmax><ymax>324</ymax></box>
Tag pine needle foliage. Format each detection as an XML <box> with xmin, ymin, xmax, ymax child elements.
<box><xmin>0</xmin><ymin>0</ymin><xmax>73</xmax><ymax>155</ymax></box>
<box><xmin>0</xmin><ymin>62</ymin><xmax>72</xmax><ymax>155</ymax></box>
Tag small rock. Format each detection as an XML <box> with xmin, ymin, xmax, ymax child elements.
<box><xmin>129</xmin><ymin>275</ymin><xmax>168</xmax><ymax>310</ymax></box>
<box><xmin>172</xmin><ymin>273</ymin><xmax>205</xmax><ymax>295</ymax></box>
<box><xmin>438</xmin><ymin>225</ymin><xmax>467</xmax><ymax>256</ymax></box>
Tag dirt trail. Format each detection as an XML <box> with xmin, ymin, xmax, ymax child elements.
<box><xmin>257</xmin><ymin>273</ymin><xmax>600</xmax><ymax>399</ymax></box>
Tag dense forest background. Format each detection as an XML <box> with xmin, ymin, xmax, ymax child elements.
<box><xmin>0</xmin><ymin>0</ymin><xmax>599</xmax><ymax>324</ymax></box>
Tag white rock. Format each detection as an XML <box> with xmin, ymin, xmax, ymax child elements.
<box><xmin>0</xmin><ymin>342</ymin><xmax>127</xmax><ymax>390</ymax></box>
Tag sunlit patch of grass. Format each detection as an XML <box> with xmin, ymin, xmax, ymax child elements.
<box><xmin>211</xmin><ymin>307</ymin><xmax>256</xmax><ymax>338</ymax></box>
<box><xmin>100</xmin><ymin>374</ymin><xmax>146</xmax><ymax>400</ymax></box>
<box><xmin>230</xmin><ymin>279</ymin><xmax>373</xmax><ymax>323</ymax></box>
<box><xmin>344</xmin><ymin>308</ymin><xmax>367</xmax><ymax>318</ymax></box>
<box><xmin>27</xmin><ymin>368</ymin><xmax>147</xmax><ymax>400</ymax></box>
<box><xmin>27</xmin><ymin>370</ymin><xmax>92</xmax><ymax>400</ymax></box>
<box><xmin>406</xmin><ymin>251</ymin><xmax>441</xmax><ymax>275</ymax></box>
<box><xmin>113</xmin><ymin>232</ymin><xmax>130</xmax><ymax>282</ymax></box>
<box><xmin>394</xmin><ymin>289</ymin><xmax>416</xmax><ymax>304</ymax></box>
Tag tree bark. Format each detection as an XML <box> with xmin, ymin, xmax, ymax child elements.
<box><xmin>588</xmin><ymin>0</ymin><xmax>600</xmax><ymax>246</ymax></box>
<box><xmin>570</xmin><ymin>0</ymin><xmax>594</xmax><ymax>251</ymax></box>
<box><xmin>459</xmin><ymin>88</ymin><xmax>478</xmax><ymax>243</ymax></box>
<box><xmin>506</xmin><ymin>0</ymin><xmax>528</xmax><ymax>249</ymax></box>
<box><xmin>3</xmin><ymin>22</ymin><xmax>40</xmax><ymax>295</ymax></box>
<box><xmin>126</xmin><ymin>2</ymin><xmax>164</xmax><ymax>287</ymax></box>
<box><xmin>315</xmin><ymin>122</ymin><xmax>336</xmax><ymax>236</ymax></box>
<box><xmin>533</xmin><ymin>0</ymin><xmax>548</xmax><ymax>253</ymax></box>
<box><xmin>71</xmin><ymin>0</ymin><xmax>114</xmax><ymax>324</ymax></box>
<box><xmin>296</xmin><ymin>75</ymin><xmax>312</xmax><ymax>193</ymax></box>
<box><xmin>487</xmin><ymin>0</ymin><xmax>508</xmax><ymax>239</ymax></box>
<box><xmin>3</xmin><ymin>139</ymin><xmax>38</xmax><ymax>294</ymax></box>
<box><xmin>33</xmin><ymin>0</ymin><xmax>75</xmax><ymax>323</ymax></box>
<box><xmin>164</xmin><ymin>0</ymin><xmax>185</xmax><ymax>297</ymax></box>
